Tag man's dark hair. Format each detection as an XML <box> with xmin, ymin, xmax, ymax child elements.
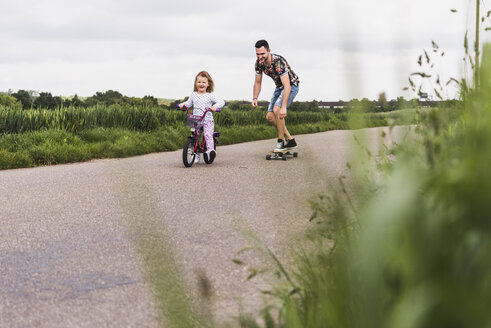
<box><xmin>255</xmin><ymin>40</ymin><xmax>269</xmax><ymax>49</ymax></box>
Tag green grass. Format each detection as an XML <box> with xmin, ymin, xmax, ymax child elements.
<box><xmin>0</xmin><ymin>108</ymin><xmax>411</xmax><ymax>170</ymax></box>
<box><xmin>0</xmin><ymin>103</ymin><xmax>418</xmax><ymax>134</ymax></box>
<box><xmin>0</xmin><ymin>126</ymin><xmax>189</xmax><ymax>169</ymax></box>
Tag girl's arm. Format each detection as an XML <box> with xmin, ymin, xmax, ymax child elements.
<box><xmin>179</xmin><ymin>94</ymin><xmax>194</xmax><ymax>108</ymax></box>
<box><xmin>210</xmin><ymin>93</ymin><xmax>225</xmax><ymax>111</ymax></box>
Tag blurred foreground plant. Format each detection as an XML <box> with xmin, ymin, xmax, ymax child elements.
<box><xmin>238</xmin><ymin>44</ymin><xmax>491</xmax><ymax>328</ymax></box>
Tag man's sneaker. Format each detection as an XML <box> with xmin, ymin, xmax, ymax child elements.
<box><xmin>274</xmin><ymin>139</ymin><xmax>285</xmax><ymax>152</ymax></box>
<box><xmin>194</xmin><ymin>153</ymin><xmax>200</xmax><ymax>164</ymax></box>
<box><xmin>284</xmin><ymin>138</ymin><xmax>297</xmax><ymax>149</ymax></box>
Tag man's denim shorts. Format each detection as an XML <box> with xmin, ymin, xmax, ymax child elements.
<box><xmin>267</xmin><ymin>85</ymin><xmax>299</xmax><ymax>112</ymax></box>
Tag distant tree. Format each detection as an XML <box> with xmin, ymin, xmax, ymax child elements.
<box><xmin>396</xmin><ymin>96</ymin><xmax>410</xmax><ymax>110</ymax></box>
<box><xmin>142</xmin><ymin>95</ymin><xmax>158</xmax><ymax>107</ymax></box>
<box><xmin>122</xmin><ymin>96</ymin><xmax>137</xmax><ymax>106</ymax></box>
<box><xmin>34</xmin><ymin>92</ymin><xmax>57</xmax><ymax>109</ymax></box>
<box><xmin>360</xmin><ymin>98</ymin><xmax>376</xmax><ymax>112</ymax></box>
<box><xmin>86</xmin><ymin>90</ymin><xmax>124</xmax><ymax>106</ymax></box>
<box><xmin>104</xmin><ymin>90</ymin><xmax>123</xmax><ymax>105</ymax></box>
<box><xmin>388</xmin><ymin>99</ymin><xmax>397</xmax><ymax>111</ymax></box>
<box><xmin>85</xmin><ymin>97</ymin><xmax>95</xmax><ymax>107</ymax></box>
<box><xmin>347</xmin><ymin>98</ymin><xmax>377</xmax><ymax>112</ymax></box>
<box><xmin>227</xmin><ymin>100</ymin><xmax>252</xmax><ymax>110</ymax></box>
<box><xmin>12</xmin><ymin>90</ymin><xmax>33</xmax><ymax>109</ymax></box>
<box><xmin>309</xmin><ymin>100</ymin><xmax>319</xmax><ymax>111</ymax></box>
<box><xmin>27</xmin><ymin>90</ymin><xmax>39</xmax><ymax>98</ymax></box>
<box><xmin>53</xmin><ymin>96</ymin><xmax>63</xmax><ymax>108</ymax></box>
<box><xmin>377</xmin><ymin>92</ymin><xmax>389</xmax><ymax>112</ymax></box>
<box><xmin>290</xmin><ymin>101</ymin><xmax>307</xmax><ymax>111</ymax></box>
<box><xmin>72</xmin><ymin>95</ymin><xmax>85</xmax><ymax>107</ymax></box>
<box><xmin>227</xmin><ymin>100</ymin><xmax>240</xmax><ymax>110</ymax></box>
<box><xmin>0</xmin><ymin>93</ymin><xmax>21</xmax><ymax>108</ymax></box>
<box><xmin>290</xmin><ymin>101</ymin><xmax>320</xmax><ymax>111</ymax></box>
<box><xmin>63</xmin><ymin>94</ymin><xmax>85</xmax><ymax>107</ymax></box>
<box><xmin>410</xmin><ymin>98</ymin><xmax>420</xmax><ymax>108</ymax></box>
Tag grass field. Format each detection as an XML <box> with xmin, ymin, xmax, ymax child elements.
<box><xmin>0</xmin><ymin>106</ymin><xmax>414</xmax><ymax>170</ymax></box>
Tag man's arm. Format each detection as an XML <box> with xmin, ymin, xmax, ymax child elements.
<box><xmin>279</xmin><ymin>74</ymin><xmax>291</xmax><ymax>118</ymax></box>
<box><xmin>252</xmin><ymin>74</ymin><xmax>262</xmax><ymax>108</ymax></box>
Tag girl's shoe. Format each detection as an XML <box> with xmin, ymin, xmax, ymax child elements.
<box><xmin>194</xmin><ymin>153</ymin><xmax>200</xmax><ymax>164</ymax></box>
<box><xmin>204</xmin><ymin>149</ymin><xmax>216</xmax><ymax>162</ymax></box>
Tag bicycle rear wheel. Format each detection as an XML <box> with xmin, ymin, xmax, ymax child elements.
<box><xmin>182</xmin><ymin>138</ymin><xmax>197</xmax><ymax>167</ymax></box>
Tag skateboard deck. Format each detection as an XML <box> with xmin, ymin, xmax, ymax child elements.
<box><xmin>266</xmin><ymin>148</ymin><xmax>298</xmax><ymax>160</ymax></box>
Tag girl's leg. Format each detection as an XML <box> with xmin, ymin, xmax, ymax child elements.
<box><xmin>203</xmin><ymin>121</ymin><xmax>215</xmax><ymax>151</ymax></box>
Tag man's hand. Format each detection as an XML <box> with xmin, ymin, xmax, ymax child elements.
<box><xmin>252</xmin><ymin>98</ymin><xmax>258</xmax><ymax>108</ymax></box>
<box><xmin>279</xmin><ymin>107</ymin><xmax>287</xmax><ymax>119</ymax></box>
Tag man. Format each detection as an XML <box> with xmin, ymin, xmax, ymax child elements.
<box><xmin>252</xmin><ymin>39</ymin><xmax>299</xmax><ymax>151</ymax></box>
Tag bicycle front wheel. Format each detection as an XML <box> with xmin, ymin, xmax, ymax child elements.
<box><xmin>182</xmin><ymin>138</ymin><xmax>197</xmax><ymax>167</ymax></box>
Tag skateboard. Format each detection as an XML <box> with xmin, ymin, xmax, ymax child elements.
<box><xmin>266</xmin><ymin>148</ymin><xmax>298</xmax><ymax>160</ymax></box>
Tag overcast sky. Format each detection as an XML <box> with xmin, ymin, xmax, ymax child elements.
<box><xmin>1</xmin><ymin>0</ymin><xmax>490</xmax><ymax>101</ymax></box>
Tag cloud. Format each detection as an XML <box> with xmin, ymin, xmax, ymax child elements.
<box><xmin>0</xmin><ymin>0</ymin><xmax>486</xmax><ymax>100</ymax></box>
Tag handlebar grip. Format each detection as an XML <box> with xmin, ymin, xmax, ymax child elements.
<box><xmin>203</xmin><ymin>107</ymin><xmax>220</xmax><ymax>112</ymax></box>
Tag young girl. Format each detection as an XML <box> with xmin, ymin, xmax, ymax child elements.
<box><xmin>178</xmin><ymin>71</ymin><xmax>225</xmax><ymax>163</ymax></box>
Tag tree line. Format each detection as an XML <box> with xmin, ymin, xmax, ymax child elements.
<box><xmin>1</xmin><ymin>89</ymin><xmax>460</xmax><ymax>112</ymax></box>
<box><xmin>0</xmin><ymin>90</ymin><xmax>161</xmax><ymax>110</ymax></box>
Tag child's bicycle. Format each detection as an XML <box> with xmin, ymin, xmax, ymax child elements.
<box><xmin>178</xmin><ymin>105</ymin><xmax>221</xmax><ymax>167</ymax></box>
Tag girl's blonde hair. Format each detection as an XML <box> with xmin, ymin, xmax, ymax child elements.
<box><xmin>193</xmin><ymin>71</ymin><xmax>215</xmax><ymax>93</ymax></box>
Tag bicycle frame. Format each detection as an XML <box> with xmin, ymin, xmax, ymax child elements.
<box><xmin>181</xmin><ymin>105</ymin><xmax>215</xmax><ymax>153</ymax></box>
<box><xmin>179</xmin><ymin>105</ymin><xmax>221</xmax><ymax>166</ymax></box>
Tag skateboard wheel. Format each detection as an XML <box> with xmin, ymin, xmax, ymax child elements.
<box><xmin>266</xmin><ymin>155</ymin><xmax>271</xmax><ymax>160</ymax></box>
<box><xmin>293</xmin><ymin>152</ymin><xmax>298</xmax><ymax>157</ymax></box>
<box><xmin>282</xmin><ymin>156</ymin><xmax>287</xmax><ymax>161</ymax></box>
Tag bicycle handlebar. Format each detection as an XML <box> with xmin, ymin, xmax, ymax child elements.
<box><xmin>177</xmin><ymin>105</ymin><xmax>221</xmax><ymax>114</ymax></box>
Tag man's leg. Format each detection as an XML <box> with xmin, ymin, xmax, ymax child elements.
<box><xmin>267</xmin><ymin>111</ymin><xmax>291</xmax><ymax>137</ymax></box>
<box><xmin>267</xmin><ymin>110</ymin><xmax>287</xmax><ymax>151</ymax></box>
<box><xmin>280</xmin><ymin>85</ymin><xmax>299</xmax><ymax>144</ymax></box>
<box><xmin>266</xmin><ymin>111</ymin><xmax>277</xmax><ymax>127</ymax></box>
<box><xmin>283</xmin><ymin>125</ymin><xmax>292</xmax><ymax>140</ymax></box>
<box><xmin>268</xmin><ymin>87</ymin><xmax>294</xmax><ymax>150</ymax></box>
<box><xmin>272</xmin><ymin>108</ymin><xmax>292</xmax><ymax>141</ymax></box>
<box><xmin>273</xmin><ymin>105</ymin><xmax>286</xmax><ymax>140</ymax></box>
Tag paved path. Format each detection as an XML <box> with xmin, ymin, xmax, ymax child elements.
<box><xmin>0</xmin><ymin>127</ymin><xmax>406</xmax><ymax>327</ymax></box>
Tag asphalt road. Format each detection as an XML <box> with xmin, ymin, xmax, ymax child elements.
<box><xmin>0</xmin><ymin>126</ymin><xmax>406</xmax><ymax>327</ymax></box>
